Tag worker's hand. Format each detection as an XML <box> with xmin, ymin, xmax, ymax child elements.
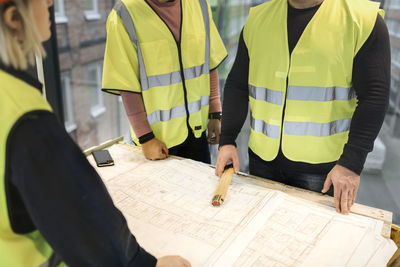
<box><xmin>215</xmin><ymin>145</ymin><xmax>240</xmax><ymax>177</ymax></box>
<box><xmin>322</xmin><ymin>164</ymin><xmax>360</xmax><ymax>215</ymax></box>
<box><xmin>142</xmin><ymin>138</ymin><xmax>168</xmax><ymax>160</ymax></box>
<box><xmin>207</xmin><ymin>119</ymin><xmax>221</xmax><ymax>145</ymax></box>
<box><xmin>156</xmin><ymin>255</ymin><xmax>191</xmax><ymax>267</ymax></box>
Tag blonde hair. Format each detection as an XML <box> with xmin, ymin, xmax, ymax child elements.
<box><xmin>0</xmin><ymin>0</ymin><xmax>46</xmax><ymax>70</ymax></box>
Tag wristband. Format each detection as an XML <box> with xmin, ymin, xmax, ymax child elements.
<box><xmin>139</xmin><ymin>132</ymin><xmax>155</xmax><ymax>144</ymax></box>
<box><xmin>209</xmin><ymin>112</ymin><xmax>222</xmax><ymax>120</ymax></box>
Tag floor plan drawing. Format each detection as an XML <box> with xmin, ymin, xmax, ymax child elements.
<box><xmin>88</xmin><ymin>144</ymin><xmax>397</xmax><ymax>266</ymax></box>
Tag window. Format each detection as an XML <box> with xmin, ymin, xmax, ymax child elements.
<box><xmin>54</xmin><ymin>0</ymin><xmax>68</xmax><ymax>24</ymax></box>
<box><xmin>387</xmin><ymin>19</ymin><xmax>400</xmax><ymax>38</ymax></box>
<box><xmin>61</xmin><ymin>72</ymin><xmax>77</xmax><ymax>133</ymax></box>
<box><xmin>87</xmin><ymin>62</ymin><xmax>106</xmax><ymax>118</ymax></box>
<box><xmin>84</xmin><ymin>0</ymin><xmax>101</xmax><ymax>21</ymax></box>
<box><xmin>390</xmin><ymin>0</ymin><xmax>400</xmax><ymax>8</ymax></box>
<box><xmin>54</xmin><ymin>1</ymin><xmax>123</xmax><ymax>149</ymax></box>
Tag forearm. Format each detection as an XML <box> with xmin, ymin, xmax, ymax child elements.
<box><xmin>209</xmin><ymin>69</ymin><xmax>221</xmax><ymax>113</ymax></box>
<box><xmin>121</xmin><ymin>92</ymin><xmax>153</xmax><ymax>139</ymax></box>
<box><xmin>338</xmin><ymin>15</ymin><xmax>390</xmax><ymax>174</ymax></box>
<box><xmin>220</xmin><ymin>77</ymin><xmax>249</xmax><ymax>147</ymax></box>
<box><xmin>219</xmin><ymin>30</ymin><xmax>250</xmax><ymax>147</ymax></box>
<box><xmin>338</xmin><ymin>100</ymin><xmax>388</xmax><ymax>174</ymax></box>
<box><xmin>9</xmin><ymin>113</ymin><xmax>157</xmax><ymax>266</ymax></box>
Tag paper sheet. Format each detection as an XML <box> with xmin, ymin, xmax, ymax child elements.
<box><xmin>88</xmin><ymin>145</ymin><xmax>397</xmax><ymax>266</ymax></box>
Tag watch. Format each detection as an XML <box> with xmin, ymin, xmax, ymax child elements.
<box><xmin>209</xmin><ymin>112</ymin><xmax>222</xmax><ymax>120</ymax></box>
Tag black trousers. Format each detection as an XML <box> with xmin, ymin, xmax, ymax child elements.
<box><xmin>169</xmin><ymin>131</ymin><xmax>211</xmax><ymax>164</ymax></box>
<box><xmin>249</xmin><ymin>149</ymin><xmax>334</xmax><ymax>196</ymax></box>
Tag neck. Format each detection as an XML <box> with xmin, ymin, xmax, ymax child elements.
<box><xmin>288</xmin><ymin>0</ymin><xmax>323</xmax><ymax>9</ymax></box>
<box><xmin>157</xmin><ymin>0</ymin><xmax>174</xmax><ymax>3</ymax></box>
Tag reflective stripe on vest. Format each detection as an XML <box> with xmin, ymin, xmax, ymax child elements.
<box><xmin>114</xmin><ymin>0</ymin><xmax>210</xmax><ymax>92</ymax></box>
<box><xmin>287</xmin><ymin>86</ymin><xmax>356</xmax><ymax>102</ymax></box>
<box><xmin>244</xmin><ymin>0</ymin><xmax>381</xmax><ymax>163</ymax></box>
<box><xmin>250</xmin><ymin>113</ymin><xmax>280</xmax><ymax>139</ymax></box>
<box><xmin>249</xmin><ymin>85</ymin><xmax>355</xmax><ymax>140</ymax></box>
<box><xmin>285</xmin><ymin>118</ymin><xmax>352</xmax><ymax>137</ymax></box>
<box><xmin>249</xmin><ymin>85</ymin><xmax>284</xmax><ymax>105</ymax></box>
<box><xmin>147</xmin><ymin>95</ymin><xmax>209</xmax><ymax>125</ymax></box>
<box><xmin>113</xmin><ymin>1</ymin><xmax>148</xmax><ymax>89</ymax></box>
<box><xmin>114</xmin><ymin>0</ymin><xmax>210</xmax><ymax>125</ymax></box>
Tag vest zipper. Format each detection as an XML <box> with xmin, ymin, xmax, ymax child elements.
<box><xmin>145</xmin><ymin>0</ymin><xmax>191</xmax><ymax>131</ymax></box>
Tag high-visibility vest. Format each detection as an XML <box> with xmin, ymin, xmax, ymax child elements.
<box><xmin>244</xmin><ymin>0</ymin><xmax>383</xmax><ymax>164</ymax></box>
<box><xmin>102</xmin><ymin>0</ymin><xmax>227</xmax><ymax>148</ymax></box>
<box><xmin>0</xmin><ymin>70</ymin><xmax>64</xmax><ymax>266</ymax></box>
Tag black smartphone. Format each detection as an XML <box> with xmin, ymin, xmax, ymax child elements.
<box><xmin>92</xmin><ymin>150</ymin><xmax>114</xmax><ymax>167</ymax></box>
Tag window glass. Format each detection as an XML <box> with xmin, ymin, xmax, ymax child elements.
<box><xmin>56</xmin><ymin>1</ymin><xmax>127</xmax><ymax>149</ymax></box>
<box><xmin>54</xmin><ymin>0</ymin><xmax>68</xmax><ymax>24</ymax></box>
<box><xmin>54</xmin><ymin>0</ymin><xmax>61</xmax><ymax>14</ymax></box>
<box><xmin>60</xmin><ymin>72</ymin><xmax>76</xmax><ymax>134</ymax></box>
<box><xmin>83</xmin><ymin>0</ymin><xmax>100</xmax><ymax>20</ymax></box>
<box><xmin>85</xmin><ymin>0</ymin><xmax>94</xmax><ymax>11</ymax></box>
<box><xmin>87</xmin><ymin>62</ymin><xmax>105</xmax><ymax>117</ymax></box>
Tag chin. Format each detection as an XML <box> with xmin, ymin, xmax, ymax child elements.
<box><xmin>41</xmin><ymin>31</ymin><xmax>52</xmax><ymax>42</ymax></box>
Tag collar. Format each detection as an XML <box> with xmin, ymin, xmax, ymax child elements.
<box><xmin>0</xmin><ymin>62</ymin><xmax>43</xmax><ymax>93</ymax></box>
<box><xmin>288</xmin><ymin>2</ymin><xmax>322</xmax><ymax>12</ymax></box>
<box><xmin>148</xmin><ymin>0</ymin><xmax>178</xmax><ymax>8</ymax></box>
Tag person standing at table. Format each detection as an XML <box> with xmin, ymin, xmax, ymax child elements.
<box><xmin>102</xmin><ymin>0</ymin><xmax>227</xmax><ymax>163</ymax></box>
<box><xmin>0</xmin><ymin>0</ymin><xmax>191</xmax><ymax>265</ymax></box>
<box><xmin>216</xmin><ymin>0</ymin><xmax>390</xmax><ymax>215</ymax></box>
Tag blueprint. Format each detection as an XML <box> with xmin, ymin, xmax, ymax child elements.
<box><xmin>88</xmin><ymin>144</ymin><xmax>397</xmax><ymax>266</ymax></box>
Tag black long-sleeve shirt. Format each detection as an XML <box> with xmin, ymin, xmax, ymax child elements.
<box><xmin>220</xmin><ymin>4</ymin><xmax>391</xmax><ymax>175</ymax></box>
<box><xmin>3</xmin><ymin>67</ymin><xmax>156</xmax><ymax>266</ymax></box>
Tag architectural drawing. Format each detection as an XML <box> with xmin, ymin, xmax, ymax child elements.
<box><xmin>88</xmin><ymin>145</ymin><xmax>397</xmax><ymax>266</ymax></box>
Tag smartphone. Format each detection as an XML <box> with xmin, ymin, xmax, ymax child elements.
<box><xmin>92</xmin><ymin>150</ymin><xmax>114</xmax><ymax>167</ymax></box>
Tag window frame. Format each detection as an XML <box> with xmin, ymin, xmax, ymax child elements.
<box><xmin>84</xmin><ymin>0</ymin><xmax>101</xmax><ymax>21</ymax></box>
<box><xmin>60</xmin><ymin>72</ymin><xmax>77</xmax><ymax>133</ymax></box>
<box><xmin>54</xmin><ymin>0</ymin><xmax>68</xmax><ymax>24</ymax></box>
<box><xmin>88</xmin><ymin>62</ymin><xmax>106</xmax><ymax>118</ymax></box>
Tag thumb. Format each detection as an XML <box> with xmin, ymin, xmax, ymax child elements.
<box><xmin>207</xmin><ymin>134</ymin><xmax>212</xmax><ymax>144</ymax></box>
<box><xmin>161</xmin><ymin>143</ymin><xmax>169</xmax><ymax>157</ymax></box>
<box><xmin>207</xmin><ymin>128</ymin><xmax>214</xmax><ymax>143</ymax></box>
<box><xmin>232</xmin><ymin>155</ymin><xmax>240</xmax><ymax>174</ymax></box>
<box><xmin>321</xmin><ymin>176</ymin><xmax>332</xmax><ymax>193</ymax></box>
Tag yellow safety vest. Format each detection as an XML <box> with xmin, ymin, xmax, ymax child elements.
<box><xmin>244</xmin><ymin>0</ymin><xmax>383</xmax><ymax>163</ymax></box>
<box><xmin>0</xmin><ymin>70</ymin><xmax>64</xmax><ymax>266</ymax></box>
<box><xmin>102</xmin><ymin>0</ymin><xmax>227</xmax><ymax>148</ymax></box>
